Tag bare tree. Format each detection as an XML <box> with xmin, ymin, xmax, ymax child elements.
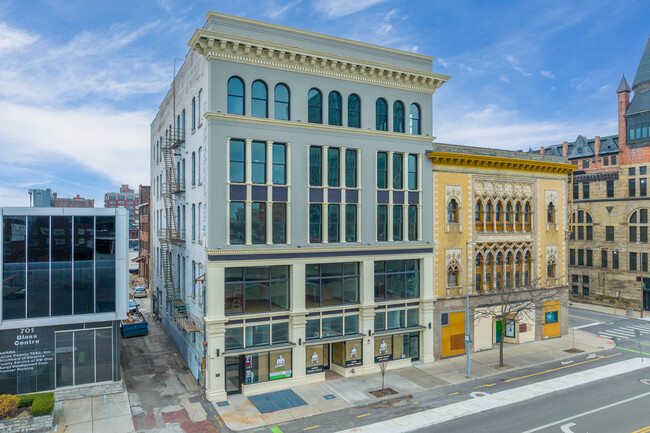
<box><xmin>379</xmin><ymin>361</ymin><xmax>388</xmax><ymax>391</ymax></box>
<box><xmin>470</xmin><ymin>277</ymin><xmax>567</xmax><ymax>367</ymax></box>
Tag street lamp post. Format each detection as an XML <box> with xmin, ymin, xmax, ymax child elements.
<box><xmin>638</xmin><ymin>241</ymin><xmax>645</xmax><ymax>319</ymax></box>
<box><xmin>465</xmin><ymin>240</ymin><xmax>476</xmax><ymax>379</ymax></box>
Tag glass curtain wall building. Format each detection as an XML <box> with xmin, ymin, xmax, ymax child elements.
<box><xmin>0</xmin><ymin>208</ymin><xmax>127</xmax><ymax>395</ymax></box>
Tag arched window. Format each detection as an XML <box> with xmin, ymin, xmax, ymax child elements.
<box><xmin>410</xmin><ymin>103</ymin><xmax>421</xmax><ymax>134</ymax></box>
<box><xmin>628</xmin><ymin>209</ymin><xmax>649</xmax><ymax>243</ymax></box>
<box><xmin>506</xmin><ymin>252</ymin><xmax>513</xmax><ymax>288</ymax></box>
<box><xmin>308</xmin><ymin>88</ymin><xmax>322</xmax><ymax>123</ymax></box>
<box><xmin>485</xmin><ymin>253</ymin><xmax>493</xmax><ymax>290</ymax></box>
<box><xmin>198</xmin><ymin>147</ymin><xmax>202</xmax><ymax>184</ymax></box>
<box><xmin>515</xmin><ymin>203</ymin><xmax>522</xmax><ymax>231</ymax></box>
<box><xmin>393</xmin><ymin>101</ymin><xmax>405</xmax><ymax>133</ymax></box>
<box><xmin>348</xmin><ymin>94</ymin><xmax>361</xmax><ymax>128</ymax></box>
<box><xmin>191</xmin><ymin>151</ymin><xmax>196</xmax><ymax>186</ymax></box>
<box><xmin>227</xmin><ymin>77</ymin><xmax>245</xmax><ymax>115</ymax></box>
<box><xmin>547</xmin><ymin>257</ymin><xmax>556</xmax><ymax>279</ymax></box>
<box><xmin>328</xmin><ymin>91</ymin><xmax>342</xmax><ymax>126</ymax></box>
<box><xmin>571</xmin><ymin>210</ymin><xmax>594</xmax><ymax>241</ymax></box>
<box><xmin>475</xmin><ymin>201</ymin><xmax>483</xmax><ymax>231</ymax></box>
<box><xmin>495</xmin><ymin>252</ymin><xmax>503</xmax><ymax>289</ymax></box>
<box><xmin>197</xmin><ymin>88</ymin><xmax>202</xmax><ymax>126</ymax></box>
<box><xmin>495</xmin><ymin>202</ymin><xmax>503</xmax><ymax>231</ymax></box>
<box><xmin>447</xmin><ymin>260</ymin><xmax>460</xmax><ymax>286</ymax></box>
<box><xmin>447</xmin><ymin>198</ymin><xmax>458</xmax><ymax>223</ymax></box>
<box><xmin>485</xmin><ymin>201</ymin><xmax>494</xmax><ymax>231</ymax></box>
<box><xmin>191</xmin><ymin>96</ymin><xmax>196</xmax><ymax>131</ymax></box>
<box><xmin>182</xmin><ymin>205</ymin><xmax>186</xmax><ymax>234</ymax></box>
<box><xmin>198</xmin><ymin>202</ymin><xmax>202</xmax><ymax>241</ymax></box>
<box><xmin>547</xmin><ymin>202</ymin><xmax>555</xmax><ymax>223</ymax></box>
<box><xmin>252</xmin><ymin>80</ymin><xmax>268</xmax><ymax>118</ymax></box>
<box><xmin>192</xmin><ymin>204</ymin><xmax>196</xmax><ymax>241</ymax></box>
<box><xmin>376</xmin><ymin>98</ymin><xmax>388</xmax><ymax>131</ymax></box>
<box><xmin>475</xmin><ymin>253</ymin><xmax>483</xmax><ymax>292</ymax></box>
<box><xmin>515</xmin><ymin>252</ymin><xmax>522</xmax><ymax>287</ymax></box>
<box><xmin>524</xmin><ymin>251</ymin><xmax>532</xmax><ymax>285</ymax></box>
<box><xmin>524</xmin><ymin>202</ymin><xmax>532</xmax><ymax>231</ymax></box>
<box><xmin>505</xmin><ymin>202</ymin><xmax>513</xmax><ymax>231</ymax></box>
<box><xmin>274</xmin><ymin>83</ymin><xmax>290</xmax><ymax>120</ymax></box>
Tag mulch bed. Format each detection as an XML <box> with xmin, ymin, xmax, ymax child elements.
<box><xmin>369</xmin><ymin>387</ymin><xmax>398</xmax><ymax>398</ymax></box>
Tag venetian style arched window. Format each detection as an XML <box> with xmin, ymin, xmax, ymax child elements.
<box><xmin>447</xmin><ymin>260</ymin><xmax>460</xmax><ymax>286</ymax></box>
<box><xmin>410</xmin><ymin>103</ymin><xmax>421</xmax><ymax>134</ymax></box>
<box><xmin>571</xmin><ymin>210</ymin><xmax>594</xmax><ymax>241</ymax></box>
<box><xmin>475</xmin><ymin>201</ymin><xmax>483</xmax><ymax>231</ymax></box>
<box><xmin>274</xmin><ymin>83</ymin><xmax>290</xmax><ymax>120</ymax></box>
<box><xmin>524</xmin><ymin>251</ymin><xmax>532</xmax><ymax>285</ymax></box>
<box><xmin>348</xmin><ymin>94</ymin><xmax>361</xmax><ymax>128</ymax></box>
<box><xmin>505</xmin><ymin>202</ymin><xmax>513</xmax><ymax>231</ymax></box>
<box><xmin>485</xmin><ymin>201</ymin><xmax>494</xmax><ymax>231</ymax></box>
<box><xmin>328</xmin><ymin>91</ymin><xmax>342</xmax><ymax>126</ymax></box>
<box><xmin>308</xmin><ymin>88</ymin><xmax>323</xmax><ymax>123</ymax></box>
<box><xmin>495</xmin><ymin>202</ymin><xmax>503</xmax><ymax>231</ymax></box>
<box><xmin>393</xmin><ymin>101</ymin><xmax>405</xmax><ymax>133</ymax></box>
<box><xmin>515</xmin><ymin>203</ymin><xmax>522</xmax><ymax>231</ymax></box>
<box><xmin>524</xmin><ymin>202</ymin><xmax>532</xmax><ymax>232</ymax></box>
<box><xmin>227</xmin><ymin>77</ymin><xmax>245</xmax><ymax>115</ymax></box>
<box><xmin>547</xmin><ymin>202</ymin><xmax>555</xmax><ymax>224</ymax></box>
<box><xmin>496</xmin><ymin>252</ymin><xmax>503</xmax><ymax>289</ymax></box>
<box><xmin>485</xmin><ymin>253</ymin><xmax>493</xmax><ymax>290</ymax></box>
<box><xmin>376</xmin><ymin>98</ymin><xmax>388</xmax><ymax>131</ymax></box>
<box><xmin>475</xmin><ymin>253</ymin><xmax>483</xmax><ymax>292</ymax></box>
<box><xmin>251</xmin><ymin>80</ymin><xmax>268</xmax><ymax>118</ymax></box>
<box><xmin>547</xmin><ymin>256</ymin><xmax>557</xmax><ymax>279</ymax></box>
<box><xmin>629</xmin><ymin>209</ymin><xmax>649</xmax><ymax>243</ymax></box>
<box><xmin>448</xmin><ymin>198</ymin><xmax>458</xmax><ymax>223</ymax></box>
<box><xmin>505</xmin><ymin>252</ymin><xmax>513</xmax><ymax>288</ymax></box>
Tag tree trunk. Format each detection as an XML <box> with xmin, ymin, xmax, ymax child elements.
<box><xmin>499</xmin><ymin>323</ymin><xmax>505</xmax><ymax>367</ymax></box>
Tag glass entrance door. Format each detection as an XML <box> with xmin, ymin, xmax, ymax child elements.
<box><xmin>323</xmin><ymin>344</ymin><xmax>330</xmax><ymax>369</ymax></box>
<box><xmin>225</xmin><ymin>356</ymin><xmax>242</xmax><ymax>394</ymax></box>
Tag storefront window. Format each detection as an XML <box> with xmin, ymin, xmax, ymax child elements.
<box><xmin>345</xmin><ymin>340</ymin><xmax>362</xmax><ymax>366</ymax></box>
<box><xmin>225</xmin><ymin>266</ymin><xmax>290</xmax><ymax>315</ymax></box>
<box><xmin>306</xmin><ymin>345</ymin><xmax>324</xmax><ymax>374</ymax></box>
<box><xmin>375</xmin><ymin>337</ymin><xmax>393</xmax><ymax>362</ymax></box>
<box><xmin>374</xmin><ymin>260</ymin><xmax>420</xmax><ymax>301</ymax></box>
<box><xmin>305</xmin><ymin>263</ymin><xmax>360</xmax><ymax>308</ymax></box>
<box><xmin>245</xmin><ymin>324</ymin><xmax>270</xmax><ymax>347</ymax></box>
<box><xmin>306</xmin><ymin>319</ymin><xmax>320</xmax><ymax>340</ymax></box>
<box><xmin>225</xmin><ymin>328</ymin><xmax>244</xmax><ymax>350</ymax></box>
<box><xmin>344</xmin><ymin>315</ymin><xmax>358</xmax><ymax>334</ymax></box>
<box><xmin>269</xmin><ymin>349</ymin><xmax>292</xmax><ymax>380</ymax></box>
<box><xmin>272</xmin><ymin>322</ymin><xmax>289</xmax><ymax>344</ymax></box>
<box><xmin>322</xmin><ymin>317</ymin><xmax>343</xmax><ymax>337</ymax></box>
<box><xmin>374</xmin><ymin>332</ymin><xmax>419</xmax><ymax>363</ymax></box>
<box><xmin>305</xmin><ymin>313</ymin><xmax>358</xmax><ymax>340</ymax></box>
<box><xmin>244</xmin><ymin>352</ymin><xmax>269</xmax><ymax>384</ymax></box>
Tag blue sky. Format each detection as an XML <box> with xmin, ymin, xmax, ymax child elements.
<box><xmin>0</xmin><ymin>0</ymin><xmax>649</xmax><ymax>206</ymax></box>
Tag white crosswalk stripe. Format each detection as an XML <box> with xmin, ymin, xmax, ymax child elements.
<box><xmin>597</xmin><ymin>323</ymin><xmax>650</xmax><ymax>339</ymax></box>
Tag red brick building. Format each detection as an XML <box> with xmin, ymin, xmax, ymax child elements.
<box><xmin>53</xmin><ymin>193</ymin><xmax>94</xmax><ymax>208</ymax></box>
<box><xmin>137</xmin><ymin>185</ymin><xmax>151</xmax><ymax>281</ymax></box>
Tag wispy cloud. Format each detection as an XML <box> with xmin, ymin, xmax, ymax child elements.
<box><xmin>540</xmin><ymin>70</ymin><xmax>555</xmax><ymax>79</ymax></box>
<box><xmin>499</xmin><ymin>74</ymin><xmax>509</xmax><ymax>82</ymax></box>
<box><xmin>264</xmin><ymin>0</ymin><xmax>301</xmax><ymax>20</ymax></box>
<box><xmin>0</xmin><ymin>22</ymin><xmax>38</xmax><ymax>54</ymax></box>
<box><xmin>505</xmin><ymin>54</ymin><xmax>532</xmax><ymax>77</ymax></box>
<box><xmin>313</xmin><ymin>0</ymin><xmax>387</xmax><ymax>19</ymax></box>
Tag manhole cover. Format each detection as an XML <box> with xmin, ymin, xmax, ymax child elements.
<box><xmin>470</xmin><ymin>392</ymin><xmax>490</xmax><ymax>398</ymax></box>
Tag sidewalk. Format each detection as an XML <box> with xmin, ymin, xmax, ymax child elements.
<box><xmin>569</xmin><ymin>300</ymin><xmax>650</xmax><ymax>320</ymax></box>
<box><xmin>216</xmin><ymin>329</ymin><xmax>614</xmax><ymax>431</ymax></box>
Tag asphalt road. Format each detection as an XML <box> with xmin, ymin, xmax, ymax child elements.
<box><xmin>417</xmin><ymin>367</ymin><xmax>650</xmax><ymax>433</ymax></box>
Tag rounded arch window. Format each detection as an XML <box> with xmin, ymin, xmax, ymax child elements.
<box><xmin>571</xmin><ymin>210</ymin><xmax>593</xmax><ymax>241</ymax></box>
<box><xmin>308</xmin><ymin>88</ymin><xmax>323</xmax><ymax>124</ymax></box>
<box><xmin>348</xmin><ymin>94</ymin><xmax>361</xmax><ymax>128</ymax></box>
<box><xmin>409</xmin><ymin>103</ymin><xmax>421</xmax><ymax>134</ymax></box>
<box><xmin>251</xmin><ymin>80</ymin><xmax>268</xmax><ymax>118</ymax></box>
<box><xmin>227</xmin><ymin>76</ymin><xmax>245</xmax><ymax>115</ymax></box>
<box><xmin>629</xmin><ymin>208</ymin><xmax>649</xmax><ymax>243</ymax></box>
<box><xmin>448</xmin><ymin>198</ymin><xmax>458</xmax><ymax>223</ymax></box>
<box><xmin>328</xmin><ymin>91</ymin><xmax>342</xmax><ymax>126</ymax></box>
<box><xmin>547</xmin><ymin>202</ymin><xmax>555</xmax><ymax>223</ymax></box>
<box><xmin>376</xmin><ymin>98</ymin><xmax>388</xmax><ymax>131</ymax></box>
<box><xmin>274</xmin><ymin>83</ymin><xmax>290</xmax><ymax>120</ymax></box>
<box><xmin>393</xmin><ymin>101</ymin><xmax>405</xmax><ymax>133</ymax></box>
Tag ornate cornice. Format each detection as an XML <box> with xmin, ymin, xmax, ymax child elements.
<box><xmin>204</xmin><ymin>112</ymin><xmax>435</xmax><ymax>141</ymax></box>
<box><xmin>188</xmin><ymin>29</ymin><xmax>450</xmax><ymax>94</ymax></box>
<box><xmin>427</xmin><ymin>151</ymin><xmax>577</xmax><ymax>175</ymax></box>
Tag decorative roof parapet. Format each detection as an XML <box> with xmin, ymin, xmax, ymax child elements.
<box><xmin>188</xmin><ymin>29</ymin><xmax>450</xmax><ymax>94</ymax></box>
<box><xmin>427</xmin><ymin>151</ymin><xmax>577</xmax><ymax>175</ymax></box>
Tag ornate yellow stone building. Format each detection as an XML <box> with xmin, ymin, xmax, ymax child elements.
<box><xmin>428</xmin><ymin>144</ymin><xmax>575</xmax><ymax>359</ymax></box>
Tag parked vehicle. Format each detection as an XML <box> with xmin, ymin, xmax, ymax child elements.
<box><xmin>128</xmin><ymin>299</ymin><xmax>138</xmax><ymax>314</ymax></box>
<box><xmin>133</xmin><ymin>286</ymin><xmax>146</xmax><ymax>298</ymax></box>
<box><xmin>121</xmin><ymin>312</ymin><xmax>148</xmax><ymax>337</ymax></box>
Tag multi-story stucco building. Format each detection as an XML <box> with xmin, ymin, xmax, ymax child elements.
<box><xmin>533</xmin><ymin>36</ymin><xmax>650</xmax><ymax>311</ymax></box>
<box><xmin>150</xmin><ymin>12</ymin><xmax>449</xmax><ymax>400</ymax></box>
<box><xmin>428</xmin><ymin>144</ymin><xmax>574</xmax><ymax>359</ymax></box>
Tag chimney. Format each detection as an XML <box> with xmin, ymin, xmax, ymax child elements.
<box><xmin>540</xmin><ymin>146</ymin><xmax>546</xmax><ymax>155</ymax></box>
<box><xmin>617</xmin><ymin>74</ymin><xmax>631</xmax><ymax>163</ymax></box>
<box><xmin>594</xmin><ymin>136</ymin><xmax>601</xmax><ymax>163</ymax></box>
<box><xmin>562</xmin><ymin>141</ymin><xmax>568</xmax><ymax>157</ymax></box>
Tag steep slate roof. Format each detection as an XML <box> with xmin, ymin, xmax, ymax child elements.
<box><xmin>632</xmin><ymin>35</ymin><xmax>650</xmax><ymax>90</ymax></box>
<box><xmin>530</xmin><ymin>135</ymin><xmax>620</xmax><ymax>159</ymax></box>
<box><xmin>617</xmin><ymin>75</ymin><xmax>631</xmax><ymax>93</ymax></box>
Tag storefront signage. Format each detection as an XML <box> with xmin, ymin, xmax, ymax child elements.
<box><xmin>306</xmin><ymin>350</ymin><xmax>324</xmax><ymax>374</ymax></box>
<box><xmin>345</xmin><ymin>359</ymin><xmax>362</xmax><ymax>367</ymax></box>
<box><xmin>505</xmin><ymin>320</ymin><xmax>516</xmax><ymax>338</ymax></box>
<box><xmin>270</xmin><ymin>354</ymin><xmax>292</xmax><ymax>380</ymax></box>
<box><xmin>545</xmin><ymin>311</ymin><xmax>558</xmax><ymax>324</ymax></box>
<box><xmin>0</xmin><ymin>327</ymin><xmax>55</xmax><ymax>394</ymax></box>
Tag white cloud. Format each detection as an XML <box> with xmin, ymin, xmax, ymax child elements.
<box><xmin>398</xmin><ymin>44</ymin><xmax>419</xmax><ymax>53</ymax></box>
<box><xmin>499</xmin><ymin>74</ymin><xmax>510</xmax><ymax>82</ymax></box>
<box><xmin>313</xmin><ymin>0</ymin><xmax>387</xmax><ymax>19</ymax></box>
<box><xmin>599</xmin><ymin>85</ymin><xmax>611</xmax><ymax>92</ymax></box>
<box><xmin>505</xmin><ymin>54</ymin><xmax>532</xmax><ymax>77</ymax></box>
<box><xmin>0</xmin><ymin>185</ymin><xmax>30</xmax><ymax>207</ymax></box>
<box><xmin>0</xmin><ymin>22</ymin><xmax>38</xmax><ymax>54</ymax></box>
<box><xmin>265</xmin><ymin>1</ymin><xmax>302</xmax><ymax>19</ymax></box>
<box><xmin>540</xmin><ymin>70</ymin><xmax>555</xmax><ymax>79</ymax></box>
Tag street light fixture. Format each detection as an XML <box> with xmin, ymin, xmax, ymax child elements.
<box><xmin>465</xmin><ymin>240</ymin><xmax>476</xmax><ymax>379</ymax></box>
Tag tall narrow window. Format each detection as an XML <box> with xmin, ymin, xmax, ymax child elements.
<box><xmin>345</xmin><ymin>150</ymin><xmax>357</xmax><ymax>188</ymax></box>
<box><xmin>328</xmin><ymin>91</ymin><xmax>342</xmax><ymax>126</ymax></box>
<box><xmin>328</xmin><ymin>204</ymin><xmax>340</xmax><ymax>243</ymax></box>
<box><xmin>377</xmin><ymin>152</ymin><xmax>388</xmax><ymax>189</ymax></box>
<box><xmin>607</xmin><ymin>180</ymin><xmax>615</xmax><ymax>198</ymax></box>
<box><xmin>547</xmin><ymin>203</ymin><xmax>555</xmax><ymax>223</ymax></box>
<box><xmin>641</xmin><ymin>178</ymin><xmax>647</xmax><ymax>196</ymax></box>
<box><xmin>393</xmin><ymin>101</ymin><xmax>405</xmax><ymax>133</ymax></box>
<box><xmin>191</xmin><ymin>151</ymin><xmax>196</xmax><ymax>187</ymax></box>
<box><xmin>229</xmin><ymin>139</ymin><xmax>245</xmax><ymax>183</ymax></box>
<box><xmin>408</xmin><ymin>205</ymin><xmax>418</xmax><ymax>240</ymax></box>
<box><xmin>448</xmin><ymin>199</ymin><xmax>458</xmax><ymax>223</ymax></box>
<box><xmin>197</xmin><ymin>89</ymin><xmax>202</xmax><ymax>126</ymax></box>
<box><xmin>328</xmin><ymin>147</ymin><xmax>340</xmax><ymax>187</ymax></box>
<box><xmin>191</xmin><ymin>97</ymin><xmax>196</xmax><ymax>131</ymax></box>
<box><xmin>348</xmin><ymin>94</ymin><xmax>361</xmax><ymax>128</ymax></box>
<box><xmin>582</xmin><ymin>182</ymin><xmax>589</xmax><ymax>199</ymax></box>
<box><xmin>630</xmin><ymin>179</ymin><xmax>637</xmax><ymax>197</ymax></box>
<box><xmin>309</xmin><ymin>204</ymin><xmax>322</xmax><ymax>243</ymax></box>
<box><xmin>230</xmin><ymin>202</ymin><xmax>245</xmax><ymax>244</ymax></box>
<box><xmin>227</xmin><ymin>77</ymin><xmax>245</xmax><ymax>115</ymax></box>
<box><xmin>408</xmin><ymin>154</ymin><xmax>418</xmax><ymax>190</ymax></box>
<box><xmin>308</xmin><ymin>88</ymin><xmax>323</xmax><ymax>124</ymax></box>
<box><xmin>376</xmin><ymin>98</ymin><xmax>388</xmax><ymax>131</ymax></box>
<box><xmin>251</xmin><ymin>141</ymin><xmax>266</xmax><ymax>184</ymax></box>
<box><xmin>393</xmin><ymin>205</ymin><xmax>403</xmax><ymax>241</ymax></box>
<box><xmin>251</xmin><ymin>202</ymin><xmax>266</xmax><ymax>244</ymax></box>
<box><xmin>393</xmin><ymin>153</ymin><xmax>403</xmax><ymax>189</ymax></box>
<box><xmin>252</xmin><ymin>80</ymin><xmax>268</xmax><ymax>118</ymax></box>
<box><xmin>309</xmin><ymin>146</ymin><xmax>322</xmax><ymax>186</ymax></box>
<box><xmin>272</xmin><ymin>143</ymin><xmax>286</xmax><ymax>185</ymax></box>
<box><xmin>274</xmin><ymin>83</ymin><xmax>290</xmax><ymax>120</ymax></box>
<box><xmin>192</xmin><ymin>204</ymin><xmax>196</xmax><ymax>241</ymax></box>
<box><xmin>409</xmin><ymin>104</ymin><xmax>421</xmax><ymax>134</ymax></box>
<box><xmin>346</xmin><ymin>204</ymin><xmax>357</xmax><ymax>242</ymax></box>
<box><xmin>198</xmin><ymin>147</ymin><xmax>202</xmax><ymax>184</ymax></box>
<box><xmin>377</xmin><ymin>205</ymin><xmax>388</xmax><ymax>241</ymax></box>
<box><xmin>272</xmin><ymin>203</ymin><xmax>286</xmax><ymax>244</ymax></box>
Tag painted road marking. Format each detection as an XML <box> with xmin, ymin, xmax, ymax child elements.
<box><xmin>357</xmin><ymin>414</ymin><xmax>370</xmax><ymax>418</ymax></box>
<box><xmin>568</xmin><ymin>314</ymin><xmax>601</xmax><ymax>322</ymax></box>
<box><xmin>337</xmin><ymin>358</ymin><xmax>649</xmax><ymax>433</ymax></box>
<box><xmin>303</xmin><ymin>426</ymin><xmax>319</xmax><ymax>430</ymax></box>
<box><xmin>472</xmin><ymin>383</ymin><xmax>496</xmax><ymax>389</ymax></box>
<box><xmin>573</xmin><ymin>322</ymin><xmax>603</xmax><ymax>329</ymax></box>
<box><xmin>448</xmin><ymin>392</ymin><xmax>459</xmax><ymax>396</ymax></box>
<box><xmin>521</xmin><ymin>391</ymin><xmax>650</xmax><ymax>433</ymax></box>
<box><xmin>631</xmin><ymin>426</ymin><xmax>650</xmax><ymax>433</ymax></box>
<box><xmin>616</xmin><ymin>346</ymin><xmax>650</xmax><ymax>356</ymax></box>
<box><xmin>559</xmin><ymin>421</ymin><xmax>576</xmax><ymax>433</ymax></box>
<box><xmin>504</xmin><ymin>352</ymin><xmax>620</xmax><ymax>383</ymax></box>
<box><xmin>270</xmin><ymin>427</ymin><xmax>283</xmax><ymax>433</ymax></box>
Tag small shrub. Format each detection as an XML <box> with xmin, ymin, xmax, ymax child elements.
<box><xmin>30</xmin><ymin>393</ymin><xmax>54</xmax><ymax>417</ymax></box>
<box><xmin>17</xmin><ymin>394</ymin><xmax>36</xmax><ymax>408</ymax></box>
<box><xmin>0</xmin><ymin>394</ymin><xmax>19</xmax><ymax>419</ymax></box>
